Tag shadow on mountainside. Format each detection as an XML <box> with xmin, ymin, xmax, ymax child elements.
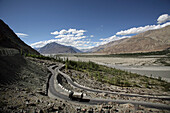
<box><xmin>0</xmin><ymin>54</ymin><xmax>27</xmax><ymax>84</ymax></box>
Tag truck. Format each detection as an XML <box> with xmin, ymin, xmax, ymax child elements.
<box><xmin>69</xmin><ymin>91</ymin><xmax>83</xmax><ymax>101</ymax></box>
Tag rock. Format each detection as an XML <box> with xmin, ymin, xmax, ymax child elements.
<box><xmin>29</xmin><ymin>103</ymin><xmax>36</xmax><ymax>106</ymax></box>
<box><xmin>104</xmin><ymin>93</ymin><xmax>108</xmax><ymax>96</ymax></box>
<box><xmin>53</xmin><ymin>105</ymin><xmax>59</xmax><ymax>110</ymax></box>
<box><xmin>72</xmin><ymin>72</ymin><xmax>77</xmax><ymax>76</ymax></box>
<box><xmin>82</xmin><ymin>108</ymin><xmax>87</xmax><ymax>112</ymax></box>
<box><xmin>98</xmin><ymin>108</ymin><xmax>104</xmax><ymax>112</ymax></box>
<box><xmin>108</xmin><ymin>102</ymin><xmax>113</xmax><ymax>105</ymax></box>
<box><xmin>36</xmin><ymin>99</ymin><xmax>41</xmax><ymax>103</ymax></box>
<box><xmin>112</xmin><ymin>109</ymin><xmax>119</xmax><ymax>112</ymax></box>
<box><xmin>87</xmin><ymin>107</ymin><xmax>93</xmax><ymax>113</ymax></box>
<box><xmin>81</xmin><ymin>73</ymin><xmax>85</xmax><ymax>77</ymax></box>
<box><xmin>105</xmin><ymin>109</ymin><xmax>110</xmax><ymax>113</ymax></box>
<box><xmin>123</xmin><ymin>103</ymin><xmax>134</xmax><ymax>108</ymax></box>
<box><xmin>15</xmin><ymin>87</ymin><xmax>19</xmax><ymax>91</ymax></box>
<box><xmin>37</xmin><ymin>109</ymin><xmax>44</xmax><ymax>113</ymax></box>
<box><xmin>76</xmin><ymin>107</ymin><xmax>81</xmax><ymax>112</ymax></box>
<box><xmin>58</xmin><ymin>106</ymin><xmax>63</xmax><ymax>110</ymax></box>
<box><xmin>62</xmin><ymin>103</ymin><xmax>66</xmax><ymax>107</ymax></box>
<box><xmin>25</xmin><ymin>101</ymin><xmax>29</xmax><ymax>105</ymax></box>
<box><xmin>28</xmin><ymin>109</ymin><xmax>35</xmax><ymax>113</ymax></box>
<box><xmin>101</xmin><ymin>93</ymin><xmax>107</xmax><ymax>97</ymax></box>
<box><xmin>23</xmin><ymin>110</ymin><xmax>27</xmax><ymax>113</ymax></box>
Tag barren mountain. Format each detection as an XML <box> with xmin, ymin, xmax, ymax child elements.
<box><xmin>87</xmin><ymin>38</ymin><xmax>127</xmax><ymax>53</ymax></box>
<box><xmin>38</xmin><ymin>42</ymin><xmax>82</xmax><ymax>54</ymax></box>
<box><xmin>0</xmin><ymin>19</ymin><xmax>39</xmax><ymax>55</ymax></box>
<box><xmin>96</xmin><ymin>25</ymin><xmax>170</xmax><ymax>54</ymax></box>
<box><xmin>0</xmin><ymin>19</ymin><xmax>40</xmax><ymax>85</ymax></box>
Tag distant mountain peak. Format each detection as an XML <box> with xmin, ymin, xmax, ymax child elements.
<box><xmin>38</xmin><ymin>42</ymin><xmax>82</xmax><ymax>54</ymax></box>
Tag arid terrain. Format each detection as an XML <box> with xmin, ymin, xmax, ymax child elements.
<box><xmin>64</xmin><ymin>56</ymin><xmax>159</xmax><ymax>66</ymax></box>
<box><xmin>0</xmin><ymin>57</ymin><xmax>98</xmax><ymax>112</ymax></box>
<box><xmin>0</xmin><ymin>9</ymin><xmax>170</xmax><ymax>113</ymax></box>
<box><xmin>59</xmin><ymin>53</ymin><xmax>170</xmax><ymax>82</ymax></box>
<box><xmin>93</xmin><ymin>25</ymin><xmax>170</xmax><ymax>54</ymax></box>
<box><xmin>0</xmin><ymin>55</ymin><xmax>170</xmax><ymax>112</ymax></box>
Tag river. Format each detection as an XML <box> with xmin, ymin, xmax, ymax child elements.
<box><xmin>97</xmin><ymin>62</ymin><xmax>170</xmax><ymax>82</ymax></box>
<box><xmin>61</xmin><ymin>56</ymin><xmax>170</xmax><ymax>82</ymax></box>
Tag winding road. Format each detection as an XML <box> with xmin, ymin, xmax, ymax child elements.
<box><xmin>58</xmin><ymin>65</ymin><xmax>170</xmax><ymax>100</ymax></box>
<box><xmin>48</xmin><ymin>64</ymin><xmax>170</xmax><ymax>110</ymax></box>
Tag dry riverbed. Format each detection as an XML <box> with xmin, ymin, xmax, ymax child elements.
<box><xmin>60</xmin><ymin>55</ymin><xmax>170</xmax><ymax>82</ymax></box>
<box><xmin>64</xmin><ymin>56</ymin><xmax>161</xmax><ymax>66</ymax></box>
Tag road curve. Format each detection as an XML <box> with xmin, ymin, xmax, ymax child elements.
<box><xmin>58</xmin><ymin>65</ymin><xmax>170</xmax><ymax>100</ymax></box>
<box><xmin>48</xmin><ymin>64</ymin><xmax>170</xmax><ymax>110</ymax></box>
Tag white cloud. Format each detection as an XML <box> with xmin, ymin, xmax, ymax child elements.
<box><xmin>31</xmin><ymin>39</ymin><xmax>94</xmax><ymax>50</ymax></box>
<box><xmin>99</xmin><ymin>14</ymin><xmax>170</xmax><ymax>46</ymax></box>
<box><xmin>99</xmin><ymin>35</ymin><xmax>131</xmax><ymax>45</ymax></box>
<box><xmin>32</xmin><ymin>14</ymin><xmax>170</xmax><ymax>50</ymax></box>
<box><xmin>75</xmin><ymin>32</ymin><xmax>83</xmax><ymax>37</ymax></box>
<box><xmin>116</xmin><ymin>22</ymin><xmax>170</xmax><ymax>35</ymax></box>
<box><xmin>68</xmin><ymin>29</ymin><xmax>77</xmax><ymax>34</ymax></box>
<box><xmin>116</xmin><ymin>14</ymin><xmax>170</xmax><ymax>36</ymax></box>
<box><xmin>31</xmin><ymin>28</ymin><xmax>131</xmax><ymax>50</ymax></box>
<box><xmin>31</xmin><ymin>28</ymin><xmax>93</xmax><ymax>49</ymax></box>
<box><xmin>50</xmin><ymin>31</ymin><xmax>59</xmax><ymax>35</ymax></box>
<box><xmin>59</xmin><ymin>29</ymin><xmax>67</xmax><ymax>35</ymax></box>
<box><xmin>51</xmin><ymin>28</ymin><xmax>86</xmax><ymax>35</ymax></box>
<box><xmin>16</xmin><ymin>33</ymin><xmax>28</xmax><ymax>37</ymax></box>
<box><xmin>90</xmin><ymin>35</ymin><xmax>94</xmax><ymax>37</ymax></box>
<box><xmin>157</xmin><ymin>14</ymin><xmax>170</xmax><ymax>24</ymax></box>
<box><xmin>100</xmin><ymin>35</ymin><xmax>116</xmax><ymax>41</ymax></box>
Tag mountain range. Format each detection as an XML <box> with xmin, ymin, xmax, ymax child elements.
<box><xmin>37</xmin><ymin>25</ymin><xmax>170</xmax><ymax>54</ymax></box>
<box><xmin>1</xmin><ymin>18</ymin><xmax>169</xmax><ymax>55</ymax></box>
<box><xmin>92</xmin><ymin>25</ymin><xmax>170</xmax><ymax>54</ymax></box>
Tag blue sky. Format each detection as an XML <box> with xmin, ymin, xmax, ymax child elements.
<box><xmin>0</xmin><ymin>0</ymin><xmax>170</xmax><ymax>49</ymax></box>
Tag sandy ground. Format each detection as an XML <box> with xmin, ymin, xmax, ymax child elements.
<box><xmin>65</xmin><ymin>56</ymin><xmax>158</xmax><ymax>66</ymax></box>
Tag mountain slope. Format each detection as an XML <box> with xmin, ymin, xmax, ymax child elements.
<box><xmin>0</xmin><ymin>19</ymin><xmax>39</xmax><ymax>55</ymax></box>
<box><xmin>38</xmin><ymin>42</ymin><xmax>81</xmax><ymax>54</ymax></box>
<box><xmin>87</xmin><ymin>38</ymin><xmax>127</xmax><ymax>53</ymax></box>
<box><xmin>0</xmin><ymin>19</ymin><xmax>40</xmax><ymax>84</ymax></box>
<box><xmin>70</xmin><ymin>46</ymin><xmax>82</xmax><ymax>53</ymax></box>
<box><xmin>96</xmin><ymin>25</ymin><xmax>170</xmax><ymax>54</ymax></box>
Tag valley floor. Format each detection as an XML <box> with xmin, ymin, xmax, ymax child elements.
<box><xmin>0</xmin><ymin>56</ymin><xmax>170</xmax><ymax>112</ymax></box>
<box><xmin>61</xmin><ymin>55</ymin><xmax>170</xmax><ymax>82</ymax></box>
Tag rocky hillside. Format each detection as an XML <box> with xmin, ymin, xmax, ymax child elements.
<box><xmin>0</xmin><ymin>19</ymin><xmax>39</xmax><ymax>55</ymax></box>
<box><xmin>96</xmin><ymin>25</ymin><xmax>170</xmax><ymax>54</ymax></box>
<box><xmin>38</xmin><ymin>42</ymin><xmax>82</xmax><ymax>54</ymax></box>
<box><xmin>0</xmin><ymin>19</ymin><xmax>40</xmax><ymax>85</ymax></box>
<box><xmin>88</xmin><ymin>38</ymin><xmax>127</xmax><ymax>53</ymax></box>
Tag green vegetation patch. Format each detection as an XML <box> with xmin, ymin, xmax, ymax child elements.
<box><xmin>26</xmin><ymin>54</ymin><xmax>170</xmax><ymax>92</ymax></box>
<box><xmin>25</xmin><ymin>53</ymin><xmax>55</xmax><ymax>60</ymax></box>
<box><xmin>74</xmin><ymin>49</ymin><xmax>170</xmax><ymax>57</ymax></box>
<box><xmin>64</xmin><ymin>59</ymin><xmax>170</xmax><ymax>91</ymax></box>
